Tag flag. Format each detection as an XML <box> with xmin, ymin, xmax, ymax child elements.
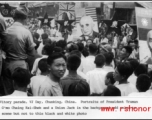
<box><xmin>75</xmin><ymin>8</ymin><xmax>85</xmax><ymax>24</ymax></box>
<box><xmin>76</xmin><ymin>16</ymin><xmax>82</xmax><ymax>24</ymax></box>
<box><xmin>85</xmin><ymin>7</ymin><xmax>97</xmax><ymax>22</ymax></box>
<box><xmin>58</xmin><ymin>3</ymin><xmax>75</xmax><ymax>20</ymax></box>
<box><xmin>75</xmin><ymin>7</ymin><xmax>97</xmax><ymax>24</ymax></box>
<box><xmin>136</xmin><ymin>7</ymin><xmax>152</xmax><ymax>40</ymax></box>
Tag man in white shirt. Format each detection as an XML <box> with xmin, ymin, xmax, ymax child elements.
<box><xmin>6</xmin><ymin>68</ymin><xmax>30</xmax><ymax>96</ymax></box>
<box><xmin>114</xmin><ymin>62</ymin><xmax>137</xmax><ymax>96</ymax></box>
<box><xmin>30</xmin><ymin>58</ymin><xmax>48</xmax><ymax>96</ymax></box>
<box><xmin>82</xmin><ymin>43</ymin><xmax>98</xmax><ymax>74</ymax></box>
<box><xmin>100</xmin><ymin>34</ymin><xmax>108</xmax><ymax>44</ymax></box>
<box><xmin>103</xmin><ymin>52</ymin><xmax>114</xmax><ymax>72</ymax></box>
<box><xmin>86</xmin><ymin>54</ymin><xmax>107</xmax><ymax>94</ymax></box>
<box><xmin>128</xmin><ymin>74</ymin><xmax>152</xmax><ymax>96</ymax></box>
<box><xmin>31</xmin><ymin>44</ymin><xmax>53</xmax><ymax>75</ymax></box>
<box><xmin>37</xmin><ymin>33</ymin><xmax>51</xmax><ymax>56</ymax></box>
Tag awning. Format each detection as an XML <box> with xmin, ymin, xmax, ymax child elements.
<box><xmin>34</xmin><ymin>2</ymin><xmax>55</xmax><ymax>8</ymax></box>
<box><xmin>136</xmin><ymin>2</ymin><xmax>152</xmax><ymax>9</ymax></box>
<box><xmin>115</xmin><ymin>2</ymin><xmax>135</xmax><ymax>9</ymax></box>
<box><xmin>0</xmin><ymin>2</ymin><xmax>20</xmax><ymax>7</ymax></box>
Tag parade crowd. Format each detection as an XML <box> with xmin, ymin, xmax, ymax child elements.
<box><xmin>0</xmin><ymin>5</ymin><xmax>152</xmax><ymax>97</ymax></box>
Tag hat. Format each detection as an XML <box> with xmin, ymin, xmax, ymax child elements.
<box><xmin>15</xmin><ymin>6</ymin><xmax>29</xmax><ymax>17</ymax></box>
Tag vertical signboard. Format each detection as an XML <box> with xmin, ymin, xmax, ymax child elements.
<box><xmin>135</xmin><ymin>7</ymin><xmax>152</xmax><ymax>62</ymax></box>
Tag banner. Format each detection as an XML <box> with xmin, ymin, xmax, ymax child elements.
<box><xmin>0</xmin><ymin>97</ymin><xmax>152</xmax><ymax>119</ymax></box>
<box><xmin>135</xmin><ymin>7</ymin><xmax>152</xmax><ymax>62</ymax></box>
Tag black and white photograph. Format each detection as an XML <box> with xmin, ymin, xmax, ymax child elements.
<box><xmin>0</xmin><ymin>1</ymin><xmax>152</xmax><ymax>119</ymax></box>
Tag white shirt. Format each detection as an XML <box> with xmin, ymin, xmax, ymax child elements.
<box><xmin>37</xmin><ymin>42</ymin><xmax>44</xmax><ymax>56</ymax></box>
<box><xmin>78</xmin><ymin>57</ymin><xmax>85</xmax><ymax>72</ymax></box>
<box><xmin>128</xmin><ymin>92</ymin><xmax>152</xmax><ymax>96</ymax></box>
<box><xmin>6</xmin><ymin>90</ymin><xmax>28</xmax><ymax>96</ymax></box>
<box><xmin>146</xmin><ymin>89</ymin><xmax>152</xmax><ymax>94</ymax></box>
<box><xmin>86</xmin><ymin>68</ymin><xmax>108</xmax><ymax>94</ymax></box>
<box><xmin>38</xmin><ymin>76</ymin><xmax>63</xmax><ymax>96</ymax></box>
<box><xmin>115</xmin><ymin>83</ymin><xmax>137</xmax><ymax>96</ymax></box>
<box><xmin>112</xmin><ymin>36</ymin><xmax>118</xmax><ymax>49</ymax></box>
<box><xmin>121</xmin><ymin>36</ymin><xmax>127</xmax><ymax>46</ymax></box>
<box><xmin>127</xmin><ymin>74</ymin><xmax>137</xmax><ymax>86</ymax></box>
<box><xmin>37</xmin><ymin>29</ymin><xmax>44</xmax><ymax>41</ymax></box>
<box><xmin>82</xmin><ymin>56</ymin><xmax>96</xmax><ymax>74</ymax></box>
<box><xmin>30</xmin><ymin>75</ymin><xmax>47</xmax><ymax>96</ymax></box>
<box><xmin>31</xmin><ymin>55</ymin><xmax>48</xmax><ymax>75</ymax></box>
<box><xmin>100</xmin><ymin>37</ymin><xmax>108</xmax><ymax>44</ymax></box>
<box><xmin>103</xmin><ymin>65</ymin><xmax>114</xmax><ymax>72</ymax></box>
<box><xmin>129</xmin><ymin>49</ymin><xmax>139</xmax><ymax>59</ymax></box>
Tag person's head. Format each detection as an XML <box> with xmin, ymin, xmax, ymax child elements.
<box><xmin>67</xmin><ymin>54</ymin><xmax>81</xmax><ymax>71</ymax></box>
<box><xmin>53</xmin><ymin>47</ymin><xmax>63</xmax><ymax>53</ymax></box>
<box><xmin>118</xmin><ymin>43</ymin><xmax>123</xmax><ymax>50</ymax></box>
<box><xmin>86</xmin><ymin>39</ymin><xmax>93</xmax><ymax>46</ymax></box>
<box><xmin>119</xmin><ymin>46</ymin><xmax>132</xmax><ymax>59</ymax></box>
<box><xmin>89</xmin><ymin>43</ymin><xmax>98</xmax><ymax>55</ymax></box>
<box><xmin>126</xmin><ymin>58</ymin><xmax>139</xmax><ymax>71</ymax></box>
<box><xmin>68</xmin><ymin>44</ymin><xmax>78</xmax><ymax>53</ymax></box>
<box><xmin>38</xmin><ymin>58</ymin><xmax>48</xmax><ymax>74</ymax></box>
<box><xmin>77</xmin><ymin>42</ymin><xmax>84</xmax><ymax>52</ymax></box>
<box><xmin>103</xmin><ymin>85</ymin><xmax>121</xmax><ymax>96</ymax></box>
<box><xmin>100</xmin><ymin>34</ymin><xmax>105</xmax><ymax>39</ymax></box>
<box><xmin>105</xmin><ymin>72</ymin><xmax>115</xmax><ymax>85</ymax></box>
<box><xmin>13</xmin><ymin>6</ymin><xmax>29</xmax><ymax>23</ymax></box>
<box><xmin>136</xmin><ymin>74</ymin><xmax>151</xmax><ymax>92</ymax></box>
<box><xmin>94</xmin><ymin>54</ymin><xmax>105</xmax><ymax>67</ymax></box>
<box><xmin>47</xmin><ymin>52</ymin><xmax>66</xmax><ymax>79</ymax></box>
<box><xmin>33</xmin><ymin>32</ymin><xmax>40</xmax><ymax>40</ymax></box>
<box><xmin>124</xmin><ymin>32</ymin><xmax>127</xmax><ymax>36</ymax></box>
<box><xmin>70</xmin><ymin>50</ymin><xmax>81</xmax><ymax>58</ymax></box>
<box><xmin>111</xmin><ymin>21</ymin><xmax>118</xmax><ymax>27</ymax></box>
<box><xmin>42</xmin><ymin>43</ymin><xmax>54</xmax><ymax>56</ymax></box>
<box><xmin>33</xmin><ymin>32</ymin><xmax>40</xmax><ymax>50</ymax></box>
<box><xmin>41</xmin><ymin>33</ymin><xmax>50</xmax><ymax>45</ymax></box>
<box><xmin>128</xmin><ymin>40</ymin><xmax>135</xmax><ymax>50</ymax></box>
<box><xmin>113</xmin><ymin>62</ymin><xmax>133</xmax><ymax>82</ymax></box>
<box><xmin>80</xmin><ymin>16</ymin><xmax>94</xmax><ymax>36</ymax></box>
<box><xmin>103</xmin><ymin>52</ymin><xmax>114</xmax><ymax>65</ymax></box>
<box><xmin>134</xmin><ymin>64</ymin><xmax>148</xmax><ymax>77</ymax></box>
<box><xmin>68</xmin><ymin>80</ymin><xmax>90</xmax><ymax>96</ymax></box>
<box><xmin>12</xmin><ymin>67</ymin><xmax>31</xmax><ymax>90</ymax></box>
<box><xmin>56</xmin><ymin>40</ymin><xmax>67</xmax><ymax>50</ymax></box>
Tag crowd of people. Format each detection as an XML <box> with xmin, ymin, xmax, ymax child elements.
<box><xmin>0</xmin><ymin>5</ymin><xmax>152</xmax><ymax>97</ymax></box>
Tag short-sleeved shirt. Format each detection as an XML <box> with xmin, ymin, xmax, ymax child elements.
<box><xmin>4</xmin><ymin>22</ymin><xmax>35</xmax><ymax>60</ymax></box>
<box><xmin>86</xmin><ymin>68</ymin><xmax>107</xmax><ymax>94</ymax></box>
<box><xmin>81</xmin><ymin>55</ymin><xmax>96</xmax><ymax>74</ymax></box>
<box><xmin>115</xmin><ymin>83</ymin><xmax>137</xmax><ymax>96</ymax></box>
<box><xmin>30</xmin><ymin>75</ymin><xmax>47</xmax><ymax>96</ymax></box>
<box><xmin>38</xmin><ymin>76</ymin><xmax>63</xmax><ymax>96</ymax></box>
